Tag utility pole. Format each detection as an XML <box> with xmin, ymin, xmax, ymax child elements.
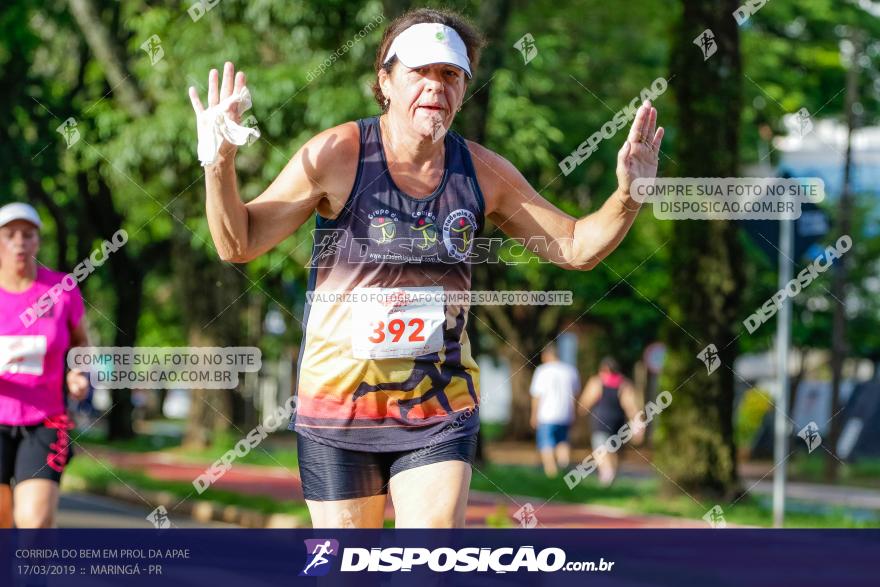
<box><xmin>772</xmin><ymin>186</ymin><xmax>794</xmax><ymax>528</ymax></box>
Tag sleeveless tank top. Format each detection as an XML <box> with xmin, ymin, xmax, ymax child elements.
<box><xmin>288</xmin><ymin>116</ymin><xmax>485</xmax><ymax>451</ymax></box>
<box><xmin>591</xmin><ymin>372</ymin><xmax>627</xmax><ymax>434</ymax></box>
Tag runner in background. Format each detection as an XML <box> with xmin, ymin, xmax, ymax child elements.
<box><xmin>0</xmin><ymin>203</ymin><xmax>90</xmax><ymax>528</ymax></box>
<box><xmin>529</xmin><ymin>342</ymin><xmax>580</xmax><ymax>477</ymax></box>
<box><xmin>578</xmin><ymin>357</ymin><xmax>643</xmax><ymax>486</ymax></box>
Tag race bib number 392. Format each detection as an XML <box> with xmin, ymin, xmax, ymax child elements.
<box><xmin>351</xmin><ymin>287</ymin><xmax>445</xmax><ymax>359</ymax></box>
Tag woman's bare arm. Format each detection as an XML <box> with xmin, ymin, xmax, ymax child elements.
<box><xmin>190</xmin><ymin>62</ymin><xmax>358</xmax><ymax>263</ymax></box>
<box><xmin>66</xmin><ymin>317</ymin><xmax>90</xmax><ymax>400</ymax></box>
<box><xmin>472</xmin><ymin>101</ymin><xmax>663</xmax><ymax>270</ymax></box>
<box><xmin>618</xmin><ymin>380</ymin><xmax>641</xmax><ymax>421</ymax></box>
<box><xmin>576</xmin><ymin>376</ymin><xmax>602</xmax><ymax>416</ymax></box>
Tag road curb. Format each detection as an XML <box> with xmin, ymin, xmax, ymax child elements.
<box><xmin>62</xmin><ymin>474</ymin><xmax>309</xmax><ymax>528</ymax></box>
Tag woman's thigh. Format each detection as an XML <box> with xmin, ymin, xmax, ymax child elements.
<box><xmin>389</xmin><ymin>460</ymin><xmax>472</xmax><ymax>528</ymax></box>
<box><xmin>297</xmin><ymin>434</ymin><xmax>391</xmax><ymax>528</ymax></box>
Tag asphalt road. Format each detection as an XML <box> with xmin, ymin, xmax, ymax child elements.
<box><xmin>58</xmin><ymin>492</ymin><xmax>234</xmax><ymax>528</ymax></box>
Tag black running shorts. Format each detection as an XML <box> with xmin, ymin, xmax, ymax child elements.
<box><xmin>0</xmin><ymin>414</ymin><xmax>74</xmax><ymax>485</ymax></box>
<box><xmin>296</xmin><ymin>432</ymin><xmax>477</xmax><ymax>501</ymax></box>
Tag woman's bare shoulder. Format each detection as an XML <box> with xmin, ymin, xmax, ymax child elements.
<box><xmin>464</xmin><ymin>139</ymin><xmax>510</xmax><ymax>175</ymax></box>
<box><xmin>304</xmin><ymin>121</ymin><xmax>361</xmax><ymax>174</ymax></box>
<box><xmin>302</xmin><ymin>121</ymin><xmax>361</xmax><ymax>216</ymax></box>
<box><xmin>464</xmin><ymin>139</ymin><xmax>520</xmax><ymax>213</ymax></box>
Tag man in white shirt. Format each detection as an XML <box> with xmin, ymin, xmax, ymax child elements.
<box><xmin>529</xmin><ymin>343</ymin><xmax>580</xmax><ymax>477</ymax></box>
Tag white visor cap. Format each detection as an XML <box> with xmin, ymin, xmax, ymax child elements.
<box><xmin>383</xmin><ymin>23</ymin><xmax>472</xmax><ymax>79</ymax></box>
<box><xmin>0</xmin><ymin>202</ymin><xmax>42</xmax><ymax>230</ymax></box>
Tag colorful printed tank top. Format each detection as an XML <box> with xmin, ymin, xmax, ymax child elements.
<box><xmin>289</xmin><ymin>116</ymin><xmax>484</xmax><ymax>451</ymax></box>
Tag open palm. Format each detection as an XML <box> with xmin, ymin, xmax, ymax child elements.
<box><xmin>616</xmin><ymin>100</ymin><xmax>664</xmax><ymax>194</ymax></box>
<box><xmin>188</xmin><ymin>61</ymin><xmax>247</xmax><ymax>158</ymax></box>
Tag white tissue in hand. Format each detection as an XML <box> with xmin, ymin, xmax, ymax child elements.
<box><xmin>197</xmin><ymin>86</ymin><xmax>261</xmax><ymax>165</ymax></box>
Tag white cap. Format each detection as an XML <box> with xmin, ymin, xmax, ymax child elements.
<box><xmin>0</xmin><ymin>203</ymin><xmax>42</xmax><ymax>230</ymax></box>
<box><xmin>383</xmin><ymin>23</ymin><xmax>472</xmax><ymax>79</ymax></box>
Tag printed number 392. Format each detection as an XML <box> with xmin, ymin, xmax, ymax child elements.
<box><xmin>367</xmin><ymin>318</ymin><xmax>425</xmax><ymax>344</ymax></box>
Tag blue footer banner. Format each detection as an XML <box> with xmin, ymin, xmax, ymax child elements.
<box><xmin>1</xmin><ymin>529</ymin><xmax>876</xmax><ymax>586</ymax></box>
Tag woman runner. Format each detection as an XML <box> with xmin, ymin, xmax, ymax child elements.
<box><xmin>578</xmin><ymin>357</ymin><xmax>645</xmax><ymax>486</ymax></box>
<box><xmin>0</xmin><ymin>202</ymin><xmax>90</xmax><ymax>528</ymax></box>
<box><xmin>189</xmin><ymin>7</ymin><xmax>663</xmax><ymax>528</ymax></box>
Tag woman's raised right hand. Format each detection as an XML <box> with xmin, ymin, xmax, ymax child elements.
<box><xmin>188</xmin><ymin>61</ymin><xmax>247</xmax><ymax>160</ymax></box>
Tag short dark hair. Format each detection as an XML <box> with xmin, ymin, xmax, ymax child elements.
<box><xmin>371</xmin><ymin>8</ymin><xmax>485</xmax><ymax>113</ymax></box>
<box><xmin>599</xmin><ymin>356</ymin><xmax>619</xmax><ymax>373</ymax></box>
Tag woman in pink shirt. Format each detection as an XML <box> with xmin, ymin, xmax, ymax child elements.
<box><xmin>0</xmin><ymin>203</ymin><xmax>90</xmax><ymax>528</ymax></box>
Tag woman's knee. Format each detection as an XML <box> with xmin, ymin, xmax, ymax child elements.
<box><xmin>13</xmin><ymin>480</ymin><xmax>59</xmax><ymax>528</ymax></box>
<box><xmin>14</xmin><ymin>500</ymin><xmax>55</xmax><ymax>528</ymax></box>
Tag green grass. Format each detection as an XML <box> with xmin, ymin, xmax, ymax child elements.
<box><xmin>77</xmin><ymin>430</ymin><xmax>182</xmax><ymax>453</ymax></box>
<box><xmin>479</xmin><ymin>422</ymin><xmax>507</xmax><ymax>442</ymax></box>
<box><xmin>171</xmin><ymin>432</ymin><xmax>300</xmax><ymax>469</ymax></box>
<box><xmin>77</xmin><ymin>429</ymin><xmax>299</xmax><ymax>469</ymax></box>
<box><xmin>469</xmin><ymin>463</ymin><xmax>880</xmax><ymax>528</ymax></box>
<box><xmin>790</xmin><ymin>454</ymin><xmax>880</xmax><ymax>489</ymax></box>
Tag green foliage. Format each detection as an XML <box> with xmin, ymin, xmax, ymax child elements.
<box><xmin>735</xmin><ymin>387</ymin><xmax>773</xmax><ymax>448</ymax></box>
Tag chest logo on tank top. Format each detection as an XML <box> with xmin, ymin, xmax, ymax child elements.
<box><xmin>442</xmin><ymin>209</ymin><xmax>477</xmax><ymax>261</ymax></box>
<box><xmin>410</xmin><ymin>211</ymin><xmax>438</xmax><ymax>251</ymax></box>
<box><xmin>367</xmin><ymin>209</ymin><xmax>399</xmax><ymax>244</ymax></box>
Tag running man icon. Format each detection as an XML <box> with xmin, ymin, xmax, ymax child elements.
<box><xmin>299</xmin><ymin>539</ymin><xmax>339</xmax><ymax>576</ymax></box>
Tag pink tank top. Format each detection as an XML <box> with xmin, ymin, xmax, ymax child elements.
<box><xmin>0</xmin><ymin>267</ymin><xmax>84</xmax><ymax>425</ymax></box>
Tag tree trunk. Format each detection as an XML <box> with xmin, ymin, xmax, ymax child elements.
<box><xmin>66</xmin><ymin>0</ymin><xmax>150</xmax><ymax>117</ymax></box>
<box><xmin>826</xmin><ymin>32</ymin><xmax>860</xmax><ymax>481</ymax></box>
<box><xmin>654</xmin><ymin>0</ymin><xmax>743</xmax><ymax>499</ymax></box>
<box><xmin>66</xmin><ymin>0</ymin><xmax>160</xmax><ymax>440</ymax></box>
<box><xmin>501</xmin><ymin>344</ymin><xmax>535</xmax><ymax>441</ymax></box>
<box><xmin>176</xmin><ymin>228</ymin><xmax>246</xmax><ymax>449</ymax></box>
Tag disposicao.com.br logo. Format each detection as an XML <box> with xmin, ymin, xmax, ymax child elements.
<box><xmin>299</xmin><ymin>540</ymin><xmax>614</xmax><ymax>574</ymax></box>
<box><xmin>300</xmin><ymin>539</ymin><xmax>340</xmax><ymax>576</ymax></box>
